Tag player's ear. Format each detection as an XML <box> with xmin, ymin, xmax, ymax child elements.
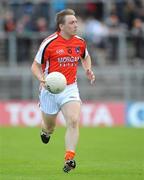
<box><xmin>59</xmin><ymin>24</ymin><xmax>63</xmax><ymax>31</ymax></box>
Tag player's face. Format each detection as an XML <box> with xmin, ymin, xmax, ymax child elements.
<box><xmin>61</xmin><ymin>15</ymin><xmax>78</xmax><ymax>37</ymax></box>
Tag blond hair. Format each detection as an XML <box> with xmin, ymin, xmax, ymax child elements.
<box><xmin>55</xmin><ymin>9</ymin><xmax>75</xmax><ymax>31</ymax></box>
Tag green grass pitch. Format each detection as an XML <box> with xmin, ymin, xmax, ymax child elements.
<box><xmin>0</xmin><ymin>127</ymin><xmax>143</xmax><ymax>180</ymax></box>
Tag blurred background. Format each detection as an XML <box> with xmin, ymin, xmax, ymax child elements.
<box><xmin>0</xmin><ymin>0</ymin><xmax>144</xmax><ymax>127</ymax></box>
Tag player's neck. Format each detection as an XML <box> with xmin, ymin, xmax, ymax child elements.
<box><xmin>59</xmin><ymin>31</ymin><xmax>74</xmax><ymax>40</ymax></box>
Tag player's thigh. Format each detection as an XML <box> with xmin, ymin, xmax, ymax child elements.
<box><xmin>39</xmin><ymin>88</ymin><xmax>59</xmax><ymax>115</ymax></box>
<box><xmin>41</xmin><ymin>111</ymin><xmax>57</xmax><ymax>127</ymax></box>
<box><xmin>61</xmin><ymin>101</ymin><xmax>81</xmax><ymax>125</ymax></box>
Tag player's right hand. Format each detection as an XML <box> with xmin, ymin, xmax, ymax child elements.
<box><xmin>86</xmin><ymin>69</ymin><xmax>96</xmax><ymax>85</ymax></box>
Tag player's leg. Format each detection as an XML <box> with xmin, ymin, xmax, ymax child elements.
<box><xmin>40</xmin><ymin>111</ymin><xmax>57</xmax><ymax>144</ymax></box>
<box><xmin>61</xmin><ymin>101</ymin><xmax>81</xmax><ymax>172</ymax></box>
<box><xmin>61</xmin><ymin>101</ymin><xmax>80</xmax><ymax>152</ymax></box>
<box><xmin>39</xmin><ymin>88</ymin><xmax>59</xmax><ymax>144</ymax></box>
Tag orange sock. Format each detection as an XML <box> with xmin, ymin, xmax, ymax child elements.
<box><xmin>65</xmin><ymin>150</ymin><xmax>75</xmax><ymax>161</ymax></box>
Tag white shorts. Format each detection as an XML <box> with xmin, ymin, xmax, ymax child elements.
<box><xmin>39</xmin><ymin>83</ymin><xmax>81</xmax><ymax>115</ymax></box>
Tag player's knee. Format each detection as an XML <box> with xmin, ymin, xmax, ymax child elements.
<box><xmin>68</xmin><ymin>116</ymin><xmax>79</xmax><ymax>129</ymax></box>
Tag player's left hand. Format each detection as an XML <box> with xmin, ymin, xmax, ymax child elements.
<box><xmin>39</xmin><ymin>74</ymin><xmax>46</xmax><ymax>90</ymax></box>
<box><xmin>86</xmin><ymin>69</ymin><xmax>96</xmax><ymax>85</ymax></box>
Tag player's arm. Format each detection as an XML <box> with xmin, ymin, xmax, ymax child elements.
<box><xmin>31</xmin><ymin>60</ymin><xmax>45</xmax><ymax>84</ymax></box>
<box><xmin>31</xmin><ymin>40</ymin><xmax>48</xmax><ymax>86</ymax></box>
<box><xmin>81</xmin><ymin>55</ymin><xmax>95</xmax><ymax>84</ymax></box>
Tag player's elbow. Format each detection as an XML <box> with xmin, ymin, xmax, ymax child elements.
<box><xmin>31</xmin><ymin>61</ymin><xmax>34</xmax><ymax>74</ymax></box>
<box><xmin>31</xmin><ymin>60</ymin><xmax>37</xmax><ymax>74</ymax></box>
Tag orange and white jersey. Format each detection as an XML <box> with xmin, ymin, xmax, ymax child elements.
<box><xmin>35</xmin><ymin>32</ymin><xmax>89</xmax><ymax>85</ymax></box>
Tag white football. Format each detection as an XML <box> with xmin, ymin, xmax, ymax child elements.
<box><xmin>45</xmin><ymin>72</ymin><xmax>67</xmax><ymax>94</ymax></box>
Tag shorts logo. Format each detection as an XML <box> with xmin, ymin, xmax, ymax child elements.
<box><xmin>69</xmin><ymin>96</ymin><xmax>77</xmax><ymax>98</ymax></box>
<box><xmin>56</xmin><ymin>49</ymin><xmax>64</xmax><ymax>54</ymax></box>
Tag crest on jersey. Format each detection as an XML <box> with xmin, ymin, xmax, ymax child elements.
<box><xmin>75</xmin><ymin>46</ymin><xmax>80</xmax><ymax>54</ymax></box>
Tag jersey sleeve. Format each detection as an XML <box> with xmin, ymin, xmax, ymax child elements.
<box><xmin>81</xmin><ymin>41</ymin><xmax>89</xmax><ymax>59</ymax></box>
<box><xmin>35</xmin><ymin>41</ymin><xmax>50</xmax><ymax>64</ymax></box>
